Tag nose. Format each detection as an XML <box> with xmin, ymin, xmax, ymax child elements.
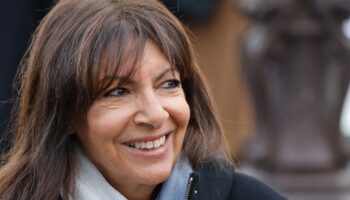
<box><xmin>134</xmin><ymin>91</ymin><xmax>169</xmax><ymax>129</ymax></box>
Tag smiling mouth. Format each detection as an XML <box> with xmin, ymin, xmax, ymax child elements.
<box><xmin>124</xmin><ymin>135</ymin><xmax>167</xmax><ymax>151</ymax></box>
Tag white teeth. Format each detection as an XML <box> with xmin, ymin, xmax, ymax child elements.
<box><xmin>160</xmin><ymin>136</ymin><xmax>165</xmax><ymax>144</ymax></box>
<box><xmin>154</xmin><ymin>140</ymin><xmax>160</xmax><ymax>148</ymax></box>
<box><xmin>126</xmin><ymin>136</ymin><xmax>166</xmax><ymax>150</ymax></box>
<box><xmin>141</xmin><ymin>142</ymin><xmax>146</xmax><ymax>148</ymax></box>
<box><xmin>135</xmin><ymin>143</ymin><xmax>141</xmax><ymax>149</ymax></box>
<box><xmin>146</xmin><ymin>141</ymin><xmax>153</xmax><ymax>149</ymax></box>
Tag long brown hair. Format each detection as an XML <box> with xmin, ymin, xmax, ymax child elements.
<box><xmin>0</xmin><ymin>0</ymin><xmax>230</xmax><ymax>199</ymax></box>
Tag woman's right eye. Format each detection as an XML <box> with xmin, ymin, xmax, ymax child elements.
<box><xmin>105</xmin><ymin>87</ymin><xmax>129</xmax><ymax>97</ymax></box>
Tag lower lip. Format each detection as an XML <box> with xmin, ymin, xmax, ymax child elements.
<box><xmin>122</xmin><ymin>134</ymin><xmax>171</xmax><ymax>158</ymax></box>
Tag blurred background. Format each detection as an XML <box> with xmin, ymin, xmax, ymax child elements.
<box><xmin>1</xmin><ymin>0</ymin><xmax>350</xmax><ymax>199</ymax></box>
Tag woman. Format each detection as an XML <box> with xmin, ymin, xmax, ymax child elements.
<box><xmin>0</xmin><ymin>0</ymin><xmax>286</xmax><ymax>199</ymax></box>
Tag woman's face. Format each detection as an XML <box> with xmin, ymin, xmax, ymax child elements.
<box><xmin>76</xmin><ymin>41</ymin><xmax>190</xmax><ymax>196</ymax></box>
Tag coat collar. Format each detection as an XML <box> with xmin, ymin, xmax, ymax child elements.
<box><xmin>69</xmin><ymin>147</ymin><xmax>193</xmax><ymax>200</ymax></box>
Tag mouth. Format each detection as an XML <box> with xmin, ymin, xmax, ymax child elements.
<box><xmin>123</xmin><ymin>134</ymin><xmax>168</xmax><ymax>151</ymax></box>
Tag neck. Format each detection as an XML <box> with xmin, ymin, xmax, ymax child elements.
<box><xmin>112</xmin><ymin>182</ymin><xmax>157</xmax><ymax>200</ymax></box>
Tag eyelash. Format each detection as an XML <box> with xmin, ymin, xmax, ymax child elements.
<box><xmin>161</xmin><ymin>79</ymin><xmax>181</xmax><ymax>89</ymax></box>
<box><xmin>105</xmin><ymin>79</ymin><xmax>181</xmax><ymax>98</ymax></box>
<box><xmin>105</xmin><ymin>87</ymin><xmax>130</xmax><ymax>97</ymax></box>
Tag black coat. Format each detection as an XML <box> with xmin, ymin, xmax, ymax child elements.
<box><xmin>186</xmin><ymin>160</ymin><xmax>287</xmax><ymax>200</ymax></box>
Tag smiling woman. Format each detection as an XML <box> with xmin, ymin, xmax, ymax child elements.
<box><xmin>0</xmin><ymin>0</ymin><xmax>286</xmax><ymax>200</ymax></box>
<box><xmin>76</xmin><ymin>41</ymin><xmax>191</xmax><ymax>199</ymax></box>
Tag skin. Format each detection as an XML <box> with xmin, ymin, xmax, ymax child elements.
<box><xmin>76</xmin><ymin>41</ymin><xmax>190</xmax><ymax>200</ymax></box>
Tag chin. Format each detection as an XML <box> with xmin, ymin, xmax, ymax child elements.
<box><xmin>135</xmin><ymin>164</ymin><xmax>173</xmax><ymax>186</ymax></box>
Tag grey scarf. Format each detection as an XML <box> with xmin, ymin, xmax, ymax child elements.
<box><xmin>70</xmin><ymin>148</ymin><xmax>193</xmax><ymax>200</ymax></box>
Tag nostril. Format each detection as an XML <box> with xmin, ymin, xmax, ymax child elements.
<box><xmin>134</xmin><ymin>102</ymin><xmax>169</xmax><ymax>129</ymax></box>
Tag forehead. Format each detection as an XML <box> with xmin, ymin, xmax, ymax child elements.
<box><xmin>95</xmin><ymin>40</ymin><xmax>179</xmax><ymax>89</ymax></box>
<box><xmin>99</xmin><ymin>40</ymin><xmax>169</xmax><ymax>74</ymax></box>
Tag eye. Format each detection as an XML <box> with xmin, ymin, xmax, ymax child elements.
<box><xmin>105</xmin><ymin>87</ymin><xmax>130</xmax><ymax>97</ymax></box>
<box><xmin>161</xmin><ymin>79</ymin><xmax>181</xmax><ymax>89</ymax></box>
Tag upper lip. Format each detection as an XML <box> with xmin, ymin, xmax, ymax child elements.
<box><xmin>122</xmin><ymin>130</ymin><xmax>172</xmax><ymax>144</ymax></box>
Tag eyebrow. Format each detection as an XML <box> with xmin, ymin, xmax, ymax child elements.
<box><xmin>98</xmin><ymin>66</ymin><xmax>179</xmax><ymax>86</ymax></box>
<box><xmin>98</xmin><ymin>76</ymin><xmax>135</xmax><ymax>86</ymax></box>
<box><xmin>155</xmin><ymin>67</ymin><xmax>179</xmax><ymax>81</ymax></box>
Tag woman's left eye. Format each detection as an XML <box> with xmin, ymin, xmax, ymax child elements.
<box><xmin>161</xmin><ymin>79</ymin><xmax>180</xmax><ymax>89</ymax></box>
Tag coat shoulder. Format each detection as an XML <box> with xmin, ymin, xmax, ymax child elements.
<box><xmin>194</xmin><ymin>159</ymin><xmax>287</xmax><ymax>200</ymax></box>
<box><xmin>230</xmin><ymin>171</ymin><xmax>287</xmax><ymax>200</ymax></box>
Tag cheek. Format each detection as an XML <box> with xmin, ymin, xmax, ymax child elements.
<box><xmin>167</xmin><ymin>97</ymin><xmax>190</xmax><ymax>129</ymax></box>
<box><xmin>85</xmin><ymin>105</ymin><xmax>134</xmax><ymax>139</ymax></box>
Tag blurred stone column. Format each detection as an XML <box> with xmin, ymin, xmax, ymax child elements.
<box><xmin>235</xmin><ymin>0</ymin><xmax>350</xmax><ymax>198</ymax></box>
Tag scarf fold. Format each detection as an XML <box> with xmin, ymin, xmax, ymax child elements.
<box><xmin>156</xmin><ymin>153</ymin><xmax>193</xmax><ymax>200</ymax></box>
<box><xmin>70</xmin><ymin>147</ymin><xmax>193</xmax><ymax>200</ymax></box>
<box><xmin>72</xmin><ymin>148</ymin><xmax>127</xmax><ymax>200</ymax></box>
